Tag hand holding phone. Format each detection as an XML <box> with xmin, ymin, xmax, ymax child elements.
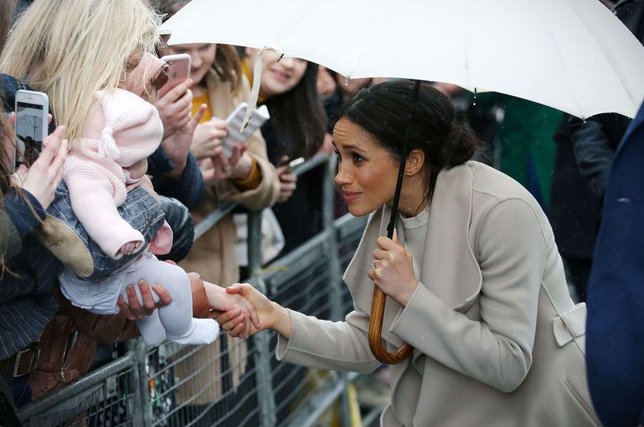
<box><xmin>159</xmin><ymin>54</ymin><xmax>191</xmax><ymax>99</ymax></box>
<box><xmin>14</xmin><ymin>90</ymin><xmax>49</xmax><ymax>170</ymax></box>
<box><xmin>221</xmin><ymin>103</ymin><xmax>270</xmax><ymax>157</ymax></box>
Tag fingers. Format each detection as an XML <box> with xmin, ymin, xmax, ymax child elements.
<box><xmin>191</xmin><ymin>104</ymin><xmax>207</xmax><ymax>126</ymax></box>
<box><xmin>123</xmin><ymin>284</ymin><xmax>144</xmax><ymax>319</ymax></box>
<box><xmin>151</xmin><ymin>283</ymin><xmax>172</xmax><ymax>305</ymax></box>
<box><xmin>117</xmin><ymin>295</ymin><xmax>136</xmax><ymax>320</ymax></box>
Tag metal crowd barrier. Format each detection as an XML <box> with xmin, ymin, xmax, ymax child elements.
<box><xmin>17</xmin><ymin>154</ymin><xmax>371</xmax><ymax>427</ymax></box>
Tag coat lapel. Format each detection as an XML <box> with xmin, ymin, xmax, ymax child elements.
<box><xmin>343</xmin><ymin>163</ymin><xmax>483</xmax><ymax>349</ymax></box>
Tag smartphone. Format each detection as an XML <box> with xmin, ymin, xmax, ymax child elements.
<box><xmin>14</xmin><ymin>90</ymin><xmax>49</xmax><ymax>170</ymax></box>
<box><xmin>159</xmin><ymin>53</ymin><xmax>191</xmax><ymax>98</ymax></box>
<box><xmin>277</xmin><ymin>155</ymin><xmax>305</xmax><ymax>170</ymax></box>
<box><xmin>221</xmin><ymin>103</ymin><xmax>270</xmax><ymax>157</ymax></box>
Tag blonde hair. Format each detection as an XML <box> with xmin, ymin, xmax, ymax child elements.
<box><xmin>0</xmin><ymin>0</ymin><xmax>17</xmax><ymax>54</ymax></box>
<box><xmin>0</xmin><ymin>0</ymin><xmax>161</xmax><ymax>141</ymax></box>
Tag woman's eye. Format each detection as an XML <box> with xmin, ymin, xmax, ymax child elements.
<box><xmin>352</xmin><ymin>153</ymin><xmax>364</xmax><ymax>163</ymax></box>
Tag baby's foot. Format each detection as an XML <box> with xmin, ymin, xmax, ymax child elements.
<box><xmin>167</xmin><ymin>318</ymin><xmax>219</xmax><ymax>345</ymax></box>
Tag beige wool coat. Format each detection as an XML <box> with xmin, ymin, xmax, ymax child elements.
<box><xmin>277</xmin><ymin>161</ymin><xmax>601</xmax><ymax>427</ymax></box>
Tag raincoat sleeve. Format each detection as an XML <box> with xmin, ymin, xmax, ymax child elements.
<box><xmin>568</xmin><ymin>113</ymin><xmax>624</xmax><ymax>199</ymax></box>
<box><xmin>0</xmin><ymin>189</ymin><xmax>46</xmax><ymax>261</ymax></box>
<box><xmin>149</xmin><ymin>149</ymin><xmax>204</xmax><ymax>210</ymax></box>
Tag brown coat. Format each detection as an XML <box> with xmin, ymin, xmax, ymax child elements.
<box><xmin>277</xmin><ymin>162</ymin><xmax>601</xmax><ymax>427</ymax></box>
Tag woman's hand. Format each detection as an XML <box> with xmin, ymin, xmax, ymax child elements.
<box><xmin>368</xmin><ymin>231</ymin><xmax>418</xmax><ymax>306</ymax></box>
<box><xmin>191</xmin><ymin>117</ymin><xmax>228</xmax><ymax>160</ymax></box>
<box><xmin>200</xmin><ymin>147</ymin><xmax>251</xmax><ymax>184</ymax></box>
<box><xmin>276</xmin><ymin>166</ymin><xmax>297</xmax><ymax>203</ymax></box>
<box><xmin>219</xmin><ymin>283</ymin><xmax>292</xmax><ymax>338</ymax></box>
<box><xmin>159</xmin><ymin>97</ymin><xmax>207</xmax><ymax>179</ymax></box>
<box><xmin>156</xmin><ymin>79</ymin><xmax>194</xmax><ymax>139</ymax></box>
<box><xmin>117</xmin><ymin>279</ymin><xmax>172</xmax><ymax>320</ymax></box>
<box><xmin>13</xmin><ymin>125</ymin><xmax>68</xmax><ymax>209</ymax></box>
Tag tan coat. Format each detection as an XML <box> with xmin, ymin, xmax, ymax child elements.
<box><xmin>176</xmin><ymin>72</ymin><xmax>279</xmax><ymax>404</ymax></box>
<box><xmin>179</xmin><ymin>72</ymin><xmax>280</xmax><ymax>285</ymax></box>
<box><xmin>277</xmin><ymin>161</ymin><xmax>601</xmax><ymax>427</ymax></box>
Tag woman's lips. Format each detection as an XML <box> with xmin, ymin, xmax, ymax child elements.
<box><xmin>342</xmin><ymin>191</ymin><xmax>360</xmax><ymax>204</ymax></box>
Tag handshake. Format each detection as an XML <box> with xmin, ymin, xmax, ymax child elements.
<box><xmin>117</xmin><ymin>272</ymin><xmax>290</xmax><ymax>341</ymax></box>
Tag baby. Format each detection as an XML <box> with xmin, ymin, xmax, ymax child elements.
<box><xmin>58</xmin><ymin>86</ymin><xmax>247</xmax><ymax>346</ymax></box>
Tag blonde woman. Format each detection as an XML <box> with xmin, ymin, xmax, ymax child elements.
<box><xmin>0</xmin><ymin>0</ymin><xmax>244</xmax><ymax>404</ymax></box>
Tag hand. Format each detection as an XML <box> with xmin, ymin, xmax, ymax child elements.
<box><xmin>202</xmin><ymin>281</ymin><xmax>261</xmax><ymax>339</ymax></box>
<box><xmin>118</xmin><ymin>240</ymin><xmax>143</xmax><ymax>256</ymax></box>
<box><xmin>13</xmin><ymin>126</ymin><xmax>68</xmax><ymax>209</ymax></box>
<box><xmin>160</xmin><ymin>102</ymin><xmax>207</xmax><ymax>179</ymax></box>
<box><xmin>219</xmin><ymin>283</ymin><xmax>292</xmax><ymax>338</ymax></box>
<box><xmin>117</xmin><ymin>279</ymin><xmax>172</xmax><ymax>320</ymax></box>
<box><xmin>191</xmin><ymin>117</ymin><xmax>228</xmax><ymax>160</ymax></box>
<box><xmin>200</xmin><ymin>147</ymin><xmax>251</xmax><ymax>183</ymax></box>
<box><xmin>367</xmin><ymin>230</ymin><xmax>418</xmax><ymax>306</ymax></box>
<box><xmin>276</xmin><ymin>166</ymin><xmax>297</xmax><ymax>203</ymax></box>
<box><xmin>156</xmin><ymin>79</ymin><xmax>194</xmax><ymax>139</ymax></box>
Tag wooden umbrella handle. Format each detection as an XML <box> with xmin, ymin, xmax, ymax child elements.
<box><xmin>368</xmin><ymin>286</ymin><xmax>414</xmax><ymax>364</ymax></box>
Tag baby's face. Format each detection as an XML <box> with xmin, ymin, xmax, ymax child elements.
<box><xmin>126</xmin><ymin>159</ymin><xmax>148</xmax><ymax>181</ymax></box>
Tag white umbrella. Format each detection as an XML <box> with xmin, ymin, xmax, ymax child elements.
<box><xmin>161</xmin><ymin>0</ymin><xmax>644</xmax><ymax>363</ymax></box>
<box><xmin>161</xmin><ymin>0</ymin><xmax>644</xmax><ymax>119</ymax></box>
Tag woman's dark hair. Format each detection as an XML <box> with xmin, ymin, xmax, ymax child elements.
<box><xmin>264</xmin><ymin>61</ymin><xmax>327</xmax><ymax>160</ymax></box>
<box><xmin>338</xmin><ymin>79</ymin><xmax>480</xmax><ymax>193</ymax></box>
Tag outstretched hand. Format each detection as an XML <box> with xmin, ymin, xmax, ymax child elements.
<box><xmin>218</xmin><ymin>283</ymin><xmax>292</xmax><ymax>339</ymax></box>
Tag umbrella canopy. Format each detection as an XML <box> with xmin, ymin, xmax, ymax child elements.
<box><xmin>161</xmin><ymin>0</ymin><xmax>644</xmax><ymax>119</ymax></box>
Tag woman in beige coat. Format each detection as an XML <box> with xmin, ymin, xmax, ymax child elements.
<box><xmin>222</xmin><ymin>80</ymin><xmax>601</xmax><ymax>427</ymax></box>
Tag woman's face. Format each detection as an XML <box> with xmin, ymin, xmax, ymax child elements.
<box><xmin>247</xmin><ymin>48</ymin><xmax>307</xmax><ymax>99</ymax></box>
<box><xmin>159</xmin><ymin>43</ymin><xmax>217</xmax><ymax>84</ymax></box>
<box><xmin>333</xmin><ymin>118</ymin><xmax>399</xmax><ymax>217</ymax></box>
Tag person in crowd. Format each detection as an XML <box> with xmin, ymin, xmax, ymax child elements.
<box><xmin>220</xmin><ymin>80</ymin><xmax>600</xmax><ymax>427</ymax></box>
<box><xmin>555</xmin><ymin>0</ymin><xmax>643</xmax><ymax>300</ymax></box>
<box><xmin>548</xmin><ymin>115</ymin><xmax>602</xmax><ymax>302</ymax></box>
<box><xmin>237</xmin><ymin>47</ymin><xmax>327</xmax><ymax>264</ymax></box>
<box><xmin>153</xmin><ymin>0</ymin><xmax>280</xmax><ymax>423</ymax></box>
<box><xmin>0</xmin><ymin>80</ymin><xmax>68</xmax><ymax>422</ymax></box>
<box><xmin>0</xmin><ymin>0</ymin><xmax>248</xmax><ymax>409</ymax></box>
<box><xmin>584</xmin><ymin>100</ymin><xmax>644</xmax><ymax>427</ymax></box>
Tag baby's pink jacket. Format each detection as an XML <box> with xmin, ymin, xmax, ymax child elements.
<box><xmin>63</xmin><ymin>89</ymin><xmax>172</xmax><ymax>259</ymax></box>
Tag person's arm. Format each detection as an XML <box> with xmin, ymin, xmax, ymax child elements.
<box><xmin>1</xmin><ymin>126</ymin><xmax>68</xmax><ymax>260</ymax></box>
<box><xmin>0</xmin><ymin>189</ymin><xmax>44</xmax><ymax>260</ymax></box>
<box><xmin>65</xmin><ymin>166</ymin><xmax>143</xmax><ymax>258</ymax></box>
<box><xmin>149</xmin><ymin>150</ymin><xmax>204</xmax><ymax>209</ymax></box>
<box><xmin>223</xmin><ymin>283</ymin><xmax>382</xmax><ymax>374</ymax></box>
<box><xmin>568</xmin><ymin>114</ymin><xmax>625</xmax><ymax>199</ymax></box>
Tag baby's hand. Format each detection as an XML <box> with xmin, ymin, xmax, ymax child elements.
<box><xmin>204</xmin><ymin>282</ymin><xmax>260</xmax><ymax>339</ymax></box>
<box><xmin>119</xmin><ymin>241</ymin><xmax>142</xmax><ymax>256</ymax></box>
<box><xmin>219</xmin><ymin>303</ymin><xmax>253</xmax><ymax>339</ymax></box>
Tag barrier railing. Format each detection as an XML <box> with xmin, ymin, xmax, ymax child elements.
<box><xmin>17</xmin><ymin>154</ymin><xmax>371</xmax><ymax>427</ymax></box>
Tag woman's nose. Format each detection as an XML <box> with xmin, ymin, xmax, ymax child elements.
<box><xmin>280</xmin><ymin>57</ymin><xmax>295</xmax><ymax>68</ymax></box>
<box><xmin>334</xmin><ymin>162</ymin><xmax>349</xmax><ymax>186</ymax></box>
